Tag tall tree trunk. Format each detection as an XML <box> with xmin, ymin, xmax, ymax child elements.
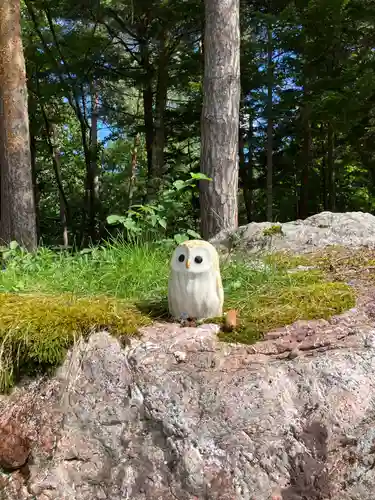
<box><xmin>298</xmin><ymin>91</ymin><xmax>311</xmax><ymax>219</ymax></box>
<box><xmin>327</xmin><ymin>121</ymin><xmax>336</xmax><ymax>211</ymax></box>
<box><xmin>266</xmin><ymin>25</ymin><xmax>273</xmax><ymax>222</ymax></box>
<box><xmin>49</xmin><ymin>129</ymin><xmax>69</xmax><ymax>248</ymax></box>
<box><xmin>29</xmin><ymin>131</ymin><xmax>40</xmax><ymax>243</ymax></box>
<box><xmin>149</xmin><ymin>30</ymin><xmax>169</xmax><ymax>197</ymax></box>
<box><xmin>320</xmin><ymin>123</ymin><xmax>328</xmax><ymax>210</ymax></box>
<box><xmin>238</xmin><ymin>126</ymin><xmax>250</xmax><ymax>222</ymax></box>
<box><xmin>0</xmin><ymin>0</ymin><xmax>37</xmax><ymax>250</ymax></box>
<box><xmin>39</xmin><ymin>95</ymin><xmax>70</xmax><ymax>246</ymax></box>
<box><xmin>128</xmin><ymin>133</ymin><xmax>140</xmax><ymax>209</ymax></box>
<box><xmin>88</xmin><ymin>84</ymin><xmax>100</xmax><ymax>241</ymax></box>
<box><xmin>243</xmin><ymin>113</ymin><xmax>254</xmax><ymax>222</ymax></box>
<box><xmin>140</xmin><ymin>40</ymin><xmax>154</xmax><ymax>199</ymax></box>
<box><xmin>200</xmin><ymin>0</ymin><xmax>240</xmax><ymax>239</ymax></box>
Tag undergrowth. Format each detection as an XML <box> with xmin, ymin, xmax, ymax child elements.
<box><xmin>0</xmin><ymin>242</ymin><xmax>358</xmax><ymax>391</ymax></box>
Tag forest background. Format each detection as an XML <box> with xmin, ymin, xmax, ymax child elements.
<box><xmin>3</xmin><ymin>0</ymin><xmax>375</xmax><ymax>249</ymax></box>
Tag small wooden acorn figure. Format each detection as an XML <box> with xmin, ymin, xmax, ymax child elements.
<box><xmin>223</xmin><ymin>309</ymin><xmax>237</xmax><ymax>332</ymax></box>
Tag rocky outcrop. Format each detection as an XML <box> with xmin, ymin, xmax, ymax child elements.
<box><xmin>211</xmin><ymin>211</ymin><xmax>375</xmax><ymax>253</ymax></box>
<box><xmin>2</xmin><ymin>278</ymin><xmax>375</xmax><ymax>499</ymax></box>
<box><xmin>4</xmin><ymin>211</ymin><xmax>375</xmax><ymax>499</ymax></box>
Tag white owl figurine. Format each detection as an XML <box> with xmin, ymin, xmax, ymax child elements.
<box><xmin>168</xmin><ymin>239</ymin><xmax>224</xmax><ymax>320</ymax></box>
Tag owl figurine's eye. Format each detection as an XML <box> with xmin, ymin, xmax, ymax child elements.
<box><xmin>178</xmin><ymin>254</ymin><xmax>185</xmax><ymax>262</ymax></box>
<box><xmin>194</xmin><ymin>256</ymin><xmax>203</xmax><ymax>264</ymax></box>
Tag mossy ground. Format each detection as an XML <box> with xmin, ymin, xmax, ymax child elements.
<box><xmin>218</xmin><ymin>254</ymin><xmax>355</xmax><ymax>343</ymax></box>
<box><xmin>0</xmin><ymin>293</ymin><xmax>150</xmax><ymax>392</ymax></box>
<box><xmin>0</xmin><ymin>242</ymin><xmax>359</xmax><ymax>391</ymax></box>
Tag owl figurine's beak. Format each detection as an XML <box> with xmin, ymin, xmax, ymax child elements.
<box><xmin>186</xmin><ymin>259</ymin><xmax>191</xmax><ymax>269</ymax></box>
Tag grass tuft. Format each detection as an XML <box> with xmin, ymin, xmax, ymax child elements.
<box><xmin>0</xmin><ymin>242</ymin><xmax>359</xmax><ymax>390</ymax></box>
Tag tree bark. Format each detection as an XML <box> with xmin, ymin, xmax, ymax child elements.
<box><xmin>29</xmin><ymin>131</ymin><xmax>40</xmax><ymax>242</ymax></box>
<box><xmin>320</xmin><ymin>123</ymin><xmax>328</xmax><ymax>210</ymax></box>
<box><xmin>88</xmin><ymin>84</ymin><xmax>100</xmax><ymax>241</ymax></box>
<box><xmin>327</xmin><ymin>121</ymin><xmax>336</xmax><ymax>211</ymax></box>
<box><xmin>140</xmin><ymin>40</ymin><xmax>154</xmax><ymax>200</ymax></box>
<box><xmin>0</xmin><ymin>0</ymin><xmax>37</xmax><ymax>250</ymax></box>
<box><xmin>128</xmin><ymin>133</ymin><xmax>140</xmax><ymax>209</ymax></box>
<box><xmin>266</xmin><ymin>25</ymin><xmax>273</xmax><ymax>222</ymax></box>
<box><xmin>239</xmin><ymin>123</ymin><xmax>253</xmax><ymax>224</ymax></box>
<box><xmin>42</xmin><ymin>115</ymin><xmax>70</xmax><ymax>248</ymax></box>
<box><xmin>298</xmin><ymin>87</ymin><xmax>311</xmax><ymax>219</ymax></box>
<box><xmin>37</xmin><ymin>72</ymin><xmax>70</xmax><ymax>246</ymax></box>
<box><xmin>200</xmin><ymin>0</ymin><xmax>240</xmax><ymax>239</ymax></box>
<box><xmin>150</xmin><ymin>30</ymin><xmax>169</xmax><ymax>196</ymax></box>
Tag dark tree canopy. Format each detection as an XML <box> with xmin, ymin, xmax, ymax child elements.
<box><xmin>0</xmin><ymin>0</ymin><xmax>374</xmax><ymax>247</ymax></box>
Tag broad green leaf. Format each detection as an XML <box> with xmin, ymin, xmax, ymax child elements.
<box><xmin>158</xmin><ymin>218</ymin><xmax>167</xmax><ymax>229</ymax></box>
<box><xmin>190</xmin><ymin>173</ymin><xmax>212</xmax><ymax>181</ymax></box>
<box><xmin>123</xmin><ymin>218</ymin><xmax>139</xmax><ymax>231</ymax></box>
<box><xmin>150</xmin><ymin>214</ymin><xmax>159</xmax><ymax>227</ymax></box>
<box><xmin>174</xmin><ymin>233</ymin><xmax>189</xmax><ymax>244</ymax></box>
<box><xmin>173</xmin><ymin>180</ymin><xmax>186</xmax><ymax>190</ymax></box>
<box><xmin>187</xmin><ymin>229</ymin><xmax>201</xmax><ymax>239</ymax></box>
<box><xmin>107</xmin><ymin>215</ymin><xmax>126</xmax><ymax>225</ymax></box>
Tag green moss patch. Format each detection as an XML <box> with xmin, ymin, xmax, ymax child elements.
<box><xmin>0</xmin><ymin>293</ymin><xmax>151</xmax><ymax>392</ymax></box>
<box><xmin>262</xmin><ymin>224</ymin><xmax>284</xmax><ymax>237</ymax></box>
<box><xmin>263</xmin><ymin>246</ymin><xmax>375</xmax><ymax>278</ymax></box>
<box><xmin>263</xmin><ymin>250</ymin><xmax>314</xmax><ymax>269</ymax></box>
<box><xmin>218</xmin><ymin>257</ymin><xmax>356</xmax><ymax>344</ymax></box>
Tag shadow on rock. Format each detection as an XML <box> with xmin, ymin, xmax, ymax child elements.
<box><xmin>282</xmin><ymin>421</ymin><xmax>331</xmax><ymax>500</ymax></box>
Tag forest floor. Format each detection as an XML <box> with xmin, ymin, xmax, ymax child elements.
<box><xmin>0</xmin><ymin>242</ymin><xmax>366</xmax><ymax>391</ymax></box>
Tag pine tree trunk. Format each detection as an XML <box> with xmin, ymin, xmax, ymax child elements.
<box><xmin>140</xmin><ymin>40</ymin><xmax>154</xmax><ymax>200</ymax></box>
<box><xmin>128</xmin><ymin>133</ymin><xmax>140</xmax><ymax>209</ymax></box>
<box><xmin>200</xmin><ymin>0</ymin><xmax>240</xmax><ymax>239</ymax></box>
<box><xmin>244</xmin><ymin>113</ymin><xmax>254</xmax><ymax>222</ymax></box>
<box><xmin>29</xmin><ymin>131</ymin><xmax>40</xmax><ymax>242</ymax></box>
<box><xmin>298</xmin><ymin>94</ymin><xmax>311</xmax><ymax>219</ymax></box>
<box><xmin>239</xmin><ymin>119</ymin><xmax>253</xmax><ymax>223</ymax></box>
<box><xmin>327</xmin><ymin>121</ymin><xmax>336</xmax><ymax>211</ymax></box>
<box><xmin>0</xmin><ymin>0</ymin><xmax>37</xmax><ymax>250</ymax></box>
<box><xmin>320</xmin><ymin>123</ymin><xmax>328</xmax><ymax>210</ymax></box>
<box><xmin>150</xmin><ymin>30</ymin><xmax>169</xmax><ymax>197</ymax></box>
<box><xmin>39</xmin><ymin>98</ymin><xmax>70</xmax><ymax>247</ymax></box>
<box><xmin>50</xmin><ymin>130</ymin><xmax>69</xmax><ymax>248</ymax></box>
<box><xmin>266</xmin><ymin>25</ymin><xmax>273</xmax><ymax>222</ymax></box>
<box><xmin>89</xmin><ymin>85</ymin><xmax>100</xmax><ymax>241</ymax></box>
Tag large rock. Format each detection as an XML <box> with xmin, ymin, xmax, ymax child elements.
<box><xmin>211</xmin><ymin>211</ymin><xmax>375</xmax><ymax>253</ymax></box>
<box><xmin>2</xmin><ymin>280</ymin><xmax>375</xmax><ymax>499</ymax></box>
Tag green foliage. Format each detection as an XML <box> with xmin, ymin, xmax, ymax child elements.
<box><xmin>106</xmin><ymin>173</ymin><xmax>210</xmax><ymax>242</ymax></box>
<box><xmin>19</xmin><ymin>0</ymin><xmax>375</xmax><ymax>245</ymax></box>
